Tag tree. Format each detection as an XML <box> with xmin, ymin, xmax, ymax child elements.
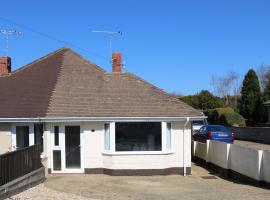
<box><xmin>238</xmin><ymin>69</ymin><xmax>261</xmax><ymax>126</ymax></box>
<box><xmin>211</xmin><ymin>70</ymin><xmax>240</xmax><ymax>107</ymax></box>
<box><xmin>198</xmin><ymin>90</ymin><xmax>224</xmax><ymax>110</ymax></box>
<box><xmin>261</xmin><ymin>74</ymin><xmax>270</xmax><ymax>122</ymax></box>
<box><xmin>256</xmin><ymin>64</ymin><xmax>270</xmax><ymax>92</ymax></box>
<box><xmin>256</xmin><ymin>64</ymin><xmax>270</xmax><ymax>123</ymax></box>
<box><xmin>179</xmin><ymin>90</ymin><xmax>224</xmax><ymax>110</ymax></box>
<box><xmin>179</xmin><ymin>95</ymin><xmax>200</xmax><ymax>109</ymax></box>
<box><xmin>264</xmin><ymin>77</ymin><xmax>270</xmax><ymax>101</ymax></box>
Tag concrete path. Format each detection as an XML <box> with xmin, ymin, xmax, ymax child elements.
<box><xmin>10</xmin><ymin>164</ymin><xmax>270</xmax><ymax>200</ymax></box>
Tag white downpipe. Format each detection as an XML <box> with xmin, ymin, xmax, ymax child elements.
<box><xmin>183</xmin><ymin>117</ymin><xmax>190</xmax><ymax>176</ymax></box>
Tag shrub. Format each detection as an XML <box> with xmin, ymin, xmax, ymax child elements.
<box><xmin>204</xmin><ymin>107</ymin><xmax>246</xmax><ymax>127</ymax></box>
<box><xmin>178</xmin><ymin>90</ymin><xmax>224</xmax><ymax>110</ymax></box>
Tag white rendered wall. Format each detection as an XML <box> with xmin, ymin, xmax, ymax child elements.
<box><xmin>86</xmin><ymin>121</ymin><xmax>191</xmax><ymax>170</ymax></box>
<box><xmin>45</xmin><ymin>121</ymin><xmax>191</xmax><ymax>171</ymax></box>
<box><xmin>0</xmin><ymin>123</ymin><xmax>12</xmax><ymax>154</ymax></box>
<box><xmin>193</xmin><ymin>140</ymin><xmax>266</xmax><ymax>182</ymax></box>
<box><xmin>262</xmin><ymin>150</ymin><xmax>270</xmax><ymax>183</ymax></box>
<box><xmin>229</xmin><ymin>144</ymin><xmax>263</xmax><ymax>180</ymax></box>
<box><xmin>208</xmin><ymin>140</ymin><xmax>230</xmax><ymax>169</ymax></box>
<box><xmin>83</xmin><ymin>122</ymin><xmax>104</xmax><ymax>169</ymax></box>
<box><xmin>193</xmin><ymin>141</ymin><xmax>207</xmax><ymax>160</ymax></box>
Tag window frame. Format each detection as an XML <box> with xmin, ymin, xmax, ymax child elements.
<box><xmin>11</xmin><ymin>123</ymin><xmax>35</xmax><ymax>151</ymax></box>
<box><xmin>103</xmin><ymin>121</ymin><xmax>173</xmax><ymax>155</ymax></box>
<box><xmin>166</xmin><ymin>122</ymin><xmax>172</xmax><ymax>151</ymax></box>
<box><xmin>104</xmin><ymin>123</ymin><xmax>111</xmax><ymax>151</ymax></box>
<box><xmin>11</xmin><ymin>123</ymin><xmax>45</xmax><ymax>152</ymax></box>
<box><xmin>16</xmin><ymin>126</ymin><xmax>30</xmax><ymax>149</ymax></box>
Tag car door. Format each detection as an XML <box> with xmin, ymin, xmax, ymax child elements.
<box><xmin>201</xmin><ymin>126</ymin><xmax>208</xmax><ymax>142</ymax></box>
<box><xmin>198</xmin><ymin>126</ymin><xmax>207</xmax><ymax>142</ymax></box>
<box><xmin>194</xmin><ymin>126</ymin><xmax>204</xmax><ymax>141</ymax></box>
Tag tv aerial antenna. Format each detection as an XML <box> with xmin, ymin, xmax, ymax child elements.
<box><xmin>91</xmin><ymin>30</ymin><xmax>122</xmax><ymax>60</ymax></box>
<box><xmin>0</xmin><ymin>29</ymin><xmax>21</xmax><ymax>56</ymax></box>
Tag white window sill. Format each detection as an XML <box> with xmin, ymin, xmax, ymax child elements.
<box><xmin>102</xmin><ymin>151</ymin><xmax>174</xmax><ymax>156</ymax></box>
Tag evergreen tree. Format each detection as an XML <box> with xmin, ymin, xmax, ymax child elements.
<box><xmin>238</xmin><ymin>69</ymin><xmax>261</xmax><ymax>126</ymax></box>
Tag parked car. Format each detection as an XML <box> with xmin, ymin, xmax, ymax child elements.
<box><xmin>192</xmin><ymin>119</ymin><xmax>208</xmax><ymax>135</ymax></box>
<box><xmin>193</xmin><ymin>125</ymin><xmax>234</xmax><ymax>143</ymax></box>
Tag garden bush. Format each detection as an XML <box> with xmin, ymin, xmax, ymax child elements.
<box><xmin>204</xmin><ymin>107</ymin><xmax>246</xmax><ymax>127</ymax></box>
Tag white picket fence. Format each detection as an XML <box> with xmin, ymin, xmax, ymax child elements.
<box><xmin>192</xmin><ymin>140</ymin><xmax>270</xmax><ymax>183</ymax></box>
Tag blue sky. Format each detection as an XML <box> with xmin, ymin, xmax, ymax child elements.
<box><xmin>0</xmin><ymin>0</ymin><xmax>270</xmax><ymax>95</ymax></box>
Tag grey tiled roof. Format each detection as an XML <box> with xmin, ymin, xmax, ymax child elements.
<box><xmin>0</xmin><ymin>48</ymin><xmax>203</xmax><ymax>118</ymax></box>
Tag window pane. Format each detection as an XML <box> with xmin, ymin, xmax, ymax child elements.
<box><xmin>53</xmin><ymin>150</ymin><xmax>61</xmax><ymax>171</ymax></box>
<box><xmin>116</xmin><ymin>122</ymin><xmax>161</xmax><ymax>151</ymax></box>
<box><xmin>54</xmin><ymin>126</ymin><xmax>59</xmax><ymax>146</ymax></box>
<box><xmin>65</xmin><ymin>126</ymin><xmax>81</xmax><ymax>169</ymax></box>
<box><xmin>104</xmin><ymin>123</ymin><xmax>110</xmax><ymax>150</ymax></box>
<box><xmin>166</xmin><ymin>123</ymin><xmax>172</xmax><ymax>150</ymax></box>
<box><xmin>34</xmin><ymin>124</ymin><xmax>43</xmax><ymax>152</ymax></box>
<box><xmin>16</xmin><ymin>126</ymin><xmax>29</xmax><ymax>149</ymax></box>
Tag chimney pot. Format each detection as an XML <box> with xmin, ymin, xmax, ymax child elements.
<box><xmin>0</xmin><ymin>56</ymin><xmax>11</xmax><ymax>76</ymax></box>
<box><xmin>112</xmin><ymin>52</ymin><xmax>122</xmax><ymax>73</ymax></box>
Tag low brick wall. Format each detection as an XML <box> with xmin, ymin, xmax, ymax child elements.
<box><xmin>228</xmin><ymin>127</ymin><xmax>270</xmax><ymax>144</ymax></box>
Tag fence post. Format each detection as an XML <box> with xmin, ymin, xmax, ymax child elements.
<box><xmin>258</xmin><ymin>150</ymin><xmax>263</xmax><ymax>181</ymax></box>
<box><xmin>206</xmin><ymin>140</ymin><xmax>210</xmax><ymax>163</ymax></box>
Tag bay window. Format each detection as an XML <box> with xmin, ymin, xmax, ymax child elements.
<box><xmin>104</xmin><ymin>122</ymin><xmax>172</xmax><ymax>153</ymax></box>
<box><xmin>116</xmin><ymin>122</ymin><xmax>161</xmax><ymax>151</ymax></box>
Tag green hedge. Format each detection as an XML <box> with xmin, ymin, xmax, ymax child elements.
<box><xmin>204</xmin><ymin>107</ymin><xmax>246</xmax><ymax>127</ymax></box>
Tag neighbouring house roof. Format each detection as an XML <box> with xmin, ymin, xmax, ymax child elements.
<box><xmin>0</xmin><ymin>47</ymin><xmax>203</xmax><ymax>118</ymax></box>
<box><xmin>264</xmin><ymin>100</ymin><xmax>270</xmax><ymax>106</ymax></box>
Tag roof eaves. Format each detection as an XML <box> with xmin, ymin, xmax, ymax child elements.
<box><xmin>0</xmin><ymin>115</ymin><xmax>207</xmax><ymax>123</ymax></box>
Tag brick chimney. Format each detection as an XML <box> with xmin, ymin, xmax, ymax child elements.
<box><xmin>0</xmin><ymin>56</ymin><xmax>11</xmax><ymax>76</ymax></box>
<box><xmin>112</xmin><ymin>52</ymin><xmax>122</xmax><ymax>73</ymax></box>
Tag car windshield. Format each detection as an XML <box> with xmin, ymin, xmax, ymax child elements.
<box><xmin>193</xmin><ymin>120</ymin><xmax>204</xmax><ymax>125</ymax></box>
<box><xmin>207</xmin><ymin>126</ymin><xmax>227</xmax><ymax>132</ymax></box>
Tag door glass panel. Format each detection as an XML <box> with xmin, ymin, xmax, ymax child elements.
<box><xmin>54</xmin><ymin>126</ymin><xmax>59</xmax><ymax>146</ymax></box>
<box><xmin>53</xmin><ymin>150</ymin><xmax>61</xmax><ymax>171</ymax></box>
<box><xmin>16</xmin><ymin>126</ymin><xmax>29</xmax><ymax>149</ymax></box>
<box><xmin>34</xmin><ymin>124</ymin><xmax>43</xmax><ymax>152</ymax></box>
<box><xmin>65</xmin><ymin>126</ymin><xmax>81</xmax><ymax>169</ymax></box>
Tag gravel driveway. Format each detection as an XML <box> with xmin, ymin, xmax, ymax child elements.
<box><xmin>9</xmin><ymin>164</ymin><xmax>270</xmax><ymax>200</ymax></box>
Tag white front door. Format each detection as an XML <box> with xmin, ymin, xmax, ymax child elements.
<box><xmin>51</xmin><ymin>125</ymin><xmax>84</xmax><ymax>173</ymax></box>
